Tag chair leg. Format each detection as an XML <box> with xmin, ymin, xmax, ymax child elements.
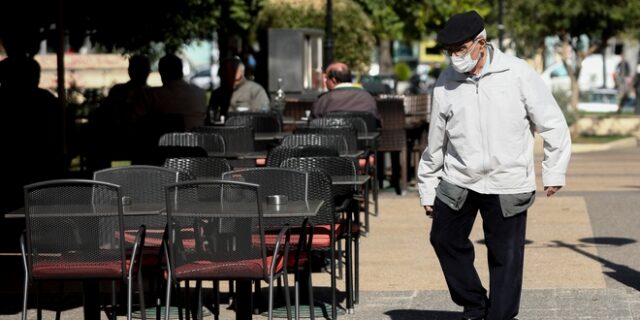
<box><xmin>345</xmin><ymin>215</ymin><xmax>353</xmax><ymax>313</ymax></box>
<box><xmin>164</xmin><ymin>277</ymin><xmax>172</xmax><ymax>320</ymax></box>
<box><xmin>330</xmin><ymin>229</ymin><xmax>337</xmax><ymax>320</ymax></box>
<box><xmin>36</xmin><ymin>281</ymin><xmax>42</xmax><ymax>320</ymax></box>
<box><xmin>196</xmin><ymin>282</ymin><xmax>203</xmax><ymax>320</ymax></box>
<box><xmin>213</xmin><ymin>280</ymin><xmax>220</xmax><ymax>320</ymax></box>
<box><xmin>55</xmin><ymin>281</ymin><xmax>64</xmax><ymax>320</ymax></box>
<box><xmin>21</xmin><ymin>276</ymin><xmax>28</xmax><ymax>320</ymax></box>
<box><xmin>137</xmin><ymin>266</ymin><xmax>147</xmax><ymax>320</ymax></box>
<box><xmin>307</xmin><ymin>266</ymin><xmax>315</xmax><ymax>320</ymax></box>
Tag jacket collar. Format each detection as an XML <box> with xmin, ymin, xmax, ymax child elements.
<box><xmin>448</xmin><ymin>44</ymin><xmax>510</xmax><ymax>82</ymax></box>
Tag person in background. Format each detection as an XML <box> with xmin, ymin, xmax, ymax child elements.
<box><xmin>89</xmin><ymin>54</ymin><xmax>150</xmax><ymax>170</ymax></box>
<box><xmin>135</xmin><ymin>53</ymin><xmax>207</xmax><ymax>130</ymax></box>
<box><xmin>634</xmin><ymin>64</ymin><xmax>640</xmax><ymax>114</ymax></box>
<box><xmin>208</xmin><ymin>56</ymin><xmax>270</xmax><ymax>121</ymax></box>
<box><xmin>614</xmin><ymin>57</ymin><xmax>632</xmax><ymax>114</ymax></box>
<box><xmin>311</xmin><ymin>62</ymin><xmax>380</xmax><ymax>123</ymax></box>
<box><xmin>0</xmin><ymin>57</ymin><xmax>66</xmax><ymax>251</ymax></box>
<box><xmin>418</xmin><ymin>11</ymin><xmax>571</xmax><ymax>320</ymax></box>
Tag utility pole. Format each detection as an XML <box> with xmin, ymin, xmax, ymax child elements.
<box><xmin>324</xmin><ymin>0</ymin><xmax>333</xmax><ymax>70</ymax></box>
<box><xmin>498</xmin><ymin>0</ymin><xmax>505</xmax><ymax>51</ymax></box>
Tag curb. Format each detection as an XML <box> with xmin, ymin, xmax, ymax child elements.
<box><xmin>571</xmin><ymin>136</ymin><xmax>639</xmax><ymax>153</ymax></box>
<box><xmin>534</xmin><ymin>135</ymin><xmax>638</xmax><ymax>155</ymax></box>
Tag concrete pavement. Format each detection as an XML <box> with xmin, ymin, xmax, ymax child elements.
<box><xmin>2</xmin><ymin>142</ymin><xmax>639</xmax><ymax>320</ymax></box>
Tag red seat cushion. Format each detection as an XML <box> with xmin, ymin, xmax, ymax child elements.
<box><xmin>32</xmin><ymin>260</ymin><xmax>126</xmax><ymax>279</ymax></box>
<box><xmin>174</xmin><ymin>256</ymin><xmax>284</xmax><ymax>280</ymax></box>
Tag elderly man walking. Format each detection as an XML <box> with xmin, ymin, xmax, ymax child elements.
<box><xmin>417</xmin><ymin>11</ymin><xmax>571</xmax><ymax>320</ymax></box>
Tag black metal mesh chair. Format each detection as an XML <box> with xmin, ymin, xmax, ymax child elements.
<box><xmin>324</xmin><ymin>111</ymin><xmax>381</xmax><ymax>216</ymax></box>
<box><xmin>93</xmin><ymin>165</ymin><xmax>180</xmax><ymax>259</ymax></box>
<box><xmin>294</xmin><ymin>126</ymin><xmax>358</xmax><ymax>153</ymax></box>
<box><xmin>310</xmin><ymin>117</ymin><xmax>367</xmax><ymax>137</ymax></box>
<box><xmin>163</xmin><ymin>157</ymin><xmax>231</xmax><ymax>180</ymax></box>
<box><xmin>266</xmin><ymin>145</ymin><xmax>340</xmax><ymax>168</ymax></box>
<box><xmin>281</xmin><ymin>134</ymin><xmax>349</xmax><ymax>155</ymax></box>
<box><xmin>191</xmin><ymin>125</ymin><xmax>257</xmax><ymax>168</ymax></box>
<box><xmin>223</xmin><ymin>168</ymin><xmax>337</xmax><ymax>319</ymax></box>
<box><xmin>153</xmin><ymin>146</ymin><xmax>209</xmax><ymax>166</ymax></box>
<box><xmin>158</xmin><ymin>132</ymin><xmax>226</xmax><ymax>155</ymax></box>
<box><xmin>21</xmin><ymin>179</ymin><xmax>145</xmax><ymax>320</ymax></box>
<box><xmin>280</xmin><ymin>157</ymin><xmax>360</xmax><ymax>311</ymax></box>
<box><xmin>376</xmin><ymin>97</ymin><xmax>407</xmax><ymax>195</ymax></box>
<box><xmin>164</xmin><ymin>180</ymin><xmax>291</xmax><ymax>320</ymax></box>
<box><xmin>226</xmin><ymin>113</ymin><xmax>282</xmax><ymax>133</ymax></box>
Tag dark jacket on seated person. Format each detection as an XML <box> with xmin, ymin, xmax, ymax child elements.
<box><xmin>311</xmin><ymin>83</ymin><xmax>380</xmax><ymax>122</ymax></box>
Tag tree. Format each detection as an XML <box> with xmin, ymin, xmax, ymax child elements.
<box><xmin>256</xmin><ymin>0</ymin><xmax>376</xmax><ymax>73</ymax></box>
<box><xmin>0</xmin><ymin>0</ymin><xmax>220</xmax><ymax>57</ymax></box>
<box><xmin>354</xmin><ymin>0</ymin><xmax>490</xmax><ymax>74</ymax></box>
<box><xmin>506</xmin><ymin>0</ymin><xmax>640</xmax><ymax>111</ymax></box>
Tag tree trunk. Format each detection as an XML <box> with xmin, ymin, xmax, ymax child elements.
<box><xmin>379</xmin><ymin>40</ymin><xmax>393</xmax><ymax>74</ymax></box>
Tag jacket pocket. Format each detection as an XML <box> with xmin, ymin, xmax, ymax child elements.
<box><xmin>435</xmin><ymin>180</ymin><xmax>469</xmax><ymax>211</ymax></box>
<box><xmin>499</xmin><ymin>191</ymin><xmax>536</xmax><ymax>217</ymax></box>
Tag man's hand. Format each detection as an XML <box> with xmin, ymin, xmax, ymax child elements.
<box><xmin>544</xmin><ymin>186</ymin><xmax>562</xmax><ymax>197</ymax></box>
<box><xmin>424</xmin><ymin>205</ymin><xmax>434</xmax><ymax>217</ymax></box>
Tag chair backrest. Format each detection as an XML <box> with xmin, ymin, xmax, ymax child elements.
<box><xmin>226</xmin><ymin>113</ymin><xmax>282</xmax><ymax>133</ymax></box>
<box><xmin>165</xmin><ymin>180</ymin><xmax>267</xmax><ymax>280</ymax></box>
<box><xmin>153</xmin><ymin>145</ymin><xmax>209</xmax><ymax>166</ymax></box>
<box><xmin>281</xmin><ymin>156</ymin><xmax>358</xmax><ymax>197</ymax></box>
<box><xmin>280</xmin><ymin>133</ymin><xmax>349</xmax><ymax>154</ymax></box>
<box><xmin>325</xmin><ymin>111</ymin><xmax>380</xmax><ymax>131</ymax></box>
<box><xmin>23</xmin><ymin>179</ymin><xmax>126</xmax><ymax>280</ymax></box>
<box><xmin>294</xmin><ymin>126</ymin><xmax>358</xmax><ymax>152</ymax></box>
<box><xmin>163</xmin><ymin>157</ymin><xmax>231</xmax><ymax>180</ymax></box>
<box><xmin>158</xmin><ymin>132</ymin><xmax>226</xmax><ymax>154</ymax></box>
<box><xmin>403</xmin><ymin>94</ymin><xmax>430</xmax><ymax>128</ymax></box>
<box><xmin>93</xmin><ymin>165</ymin><xmax>180</xmax><ymax>231</ymax></box>
<box><xmin>223</xmin><ymin>167</ymin><xmax>335</xmax><ymax>226</ymax></box>
<box><xmin>375</xmin><ymin>97</ymin><xmax>407</xmax><ymax>152</ymax></box>
<box><xmin>265</xmin><ymin>145</ymin><xmax>339</xmax><ymax>167</ymax></box>
<box><xmin>191</xmin><ymin>126</ymin><xmax>255</xmax><ymax>153</ymax></box>
<box><xmin>310</xmin><ymin>117</ymin><xmax>368</xmax><ymax>136</ymax></box>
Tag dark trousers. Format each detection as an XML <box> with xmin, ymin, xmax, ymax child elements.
<box><xmin>430</xmin><ymin>190</ymin><xmax>527</xmax><ymax>320</ymax></box>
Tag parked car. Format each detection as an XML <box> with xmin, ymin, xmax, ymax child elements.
<box><xmin>190</xmin><ymin>68</ymin><xmax>212</xmax><ymax>90</ymax></box>
<box><xmin>577</xmin><ymin>88</ymin><xmax>635</xmax><ymax>113</ymax></box>
<box><xmin>541</xmin><ymin>54</ymin><xmax>621</xmax><ymax>94</ymax></box>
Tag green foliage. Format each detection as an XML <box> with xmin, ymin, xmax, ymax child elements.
<box><xmin>394</xmin><ymin>62</ymin><xmax>412</xmax><ymax>81</ymax></box>
<box><xmin>0</xmin><ymin>0</ymin><xmax>221</xmax><ymax>56</ymax></box>
<box><xmin>552</xmin><ymin>88</ymin><xmax>577</xmax><ymax>126</ymax></box>
<box><xmin>257</xmin><ymin>0</ymin><xmax>375</xmax><ymax>72</ymax></box>
<box><xmin>354</xmin><ymin>0</ymin><xmax>489</xmax><ymax>41</ymax></box>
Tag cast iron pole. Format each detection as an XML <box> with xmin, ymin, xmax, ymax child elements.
<box><xmin>324</xmin><ymin>0</ymin><xmax>333</xmax><ymax>70</ymax></box>
<box><xmin>498</xmin><ymin>0</ymin><xmax>504</xmax><ymax>51</ymax></box>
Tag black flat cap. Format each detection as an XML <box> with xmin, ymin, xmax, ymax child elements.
<box><xmin>437</xmin><ymin>10</ymin><xmax>484</xmax><ymax>47</ymax></box>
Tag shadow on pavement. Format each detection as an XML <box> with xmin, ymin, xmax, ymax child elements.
<box><xmin>553</xmin><ymin>239</ymin><xmax>640</xmax><ymax>291</ymax></box>
<box><xmin>385</xmin><ymin>309</ymin><xmax>461</xmax><ymax>320</ymax></box>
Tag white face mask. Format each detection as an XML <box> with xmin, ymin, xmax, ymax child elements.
<box><xmin>451</xmin><ymin>42</ymin><xmax>479</xmax><ymax>73</ymax></box>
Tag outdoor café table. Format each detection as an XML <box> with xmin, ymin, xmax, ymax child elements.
<box><xmin>8</xmin><ymin>200</ymin><xmax>323</xmax><ymax>320</ymax></box>
<box><xmin>4</xmin><ymin>204</ymin><xmax>163</xmax><ymax>320</ymax></box>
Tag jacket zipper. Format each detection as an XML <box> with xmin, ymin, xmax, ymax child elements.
<box><xmin>475</xmin><ymin>79</ymin><xmax>487</xmax><ymax>191</ymax></box>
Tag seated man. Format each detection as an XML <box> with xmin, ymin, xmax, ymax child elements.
<box><xmin>135</xmin><ymin>54</ymin><xmax>207</xmax><ymax>130</ymax></box>
<box><xmin>209</xmin><ymin>57</ymin><xmax>270</xmax><ymax>120</ymax></box>
<box><xmin>311</xmin><ymin>62</ymin><xmax>380</xmax><ymax>123</ymax></box>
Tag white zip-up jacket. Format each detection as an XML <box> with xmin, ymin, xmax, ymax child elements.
<box><xmin>418</xmin><ymin>47</ymin><xmax>571</xmax><ymax>206</ymax></box>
